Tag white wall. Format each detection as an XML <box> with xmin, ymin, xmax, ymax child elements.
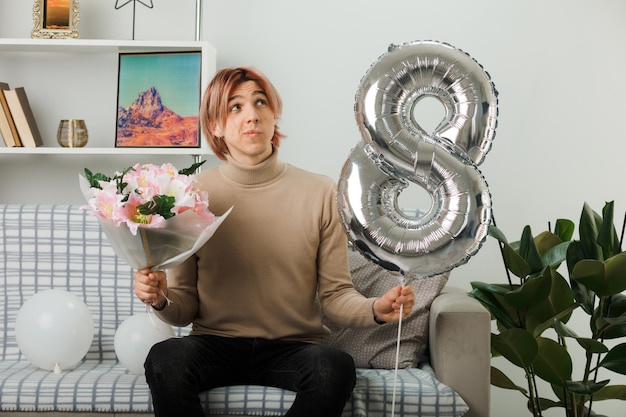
<box><xmin>1</xmin><ymin>1</ymin><xmax>625</xmax><ymax>416</ymax></box>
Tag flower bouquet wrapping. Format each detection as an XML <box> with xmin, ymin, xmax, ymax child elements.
<box><xmin>79</xmin><ymin>162</ymin><xmax>231</xmax><ymax>273</ymax></box>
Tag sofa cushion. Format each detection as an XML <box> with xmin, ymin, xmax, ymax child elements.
<box><xmin>323</xmin><ymin>250</ymin><xmax>449</xmax><ymax>368</ymax></box>
<box><xmin>0</xmin><ymin>359</ymin><xmax>467</xmax><ymax>417</ymax></box>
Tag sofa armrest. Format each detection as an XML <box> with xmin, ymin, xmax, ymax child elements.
<box><xmin>429</xmin><ymin>286</ymin><xmax>491</xmax><ymax>417</ymax></box>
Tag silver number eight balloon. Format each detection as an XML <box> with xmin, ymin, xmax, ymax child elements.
<box><xmin>338</xmin><ymin>40</ymin><xmax>498</xmax><ymax>279</ymax></box>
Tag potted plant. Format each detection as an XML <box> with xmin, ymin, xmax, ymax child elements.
<box><xmin>469</xmin><ymin>201</ymin><xmax>626</xmax><ymax>416</ymax></box>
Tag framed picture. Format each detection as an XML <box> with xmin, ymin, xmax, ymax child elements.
<box><xmin>31</xmin><ymin>0</ymin><xmax>80</xmax><ymax>39</ymax></box>
<box><xmin>115</xmin><ymin>51</ymin><xmax>202</xmax><ymax>148</ymax></box>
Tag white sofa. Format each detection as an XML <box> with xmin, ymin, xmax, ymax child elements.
<box><xmin>0</xmin><ymin>204</ymin><xmax>490</xmax><ymax>417</ymax></box>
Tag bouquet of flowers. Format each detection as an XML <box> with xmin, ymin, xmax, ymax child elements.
<box><xmin>79</xmin><ymin>161</ymin><xmax>231</xmax><ymax>272</ymax></box>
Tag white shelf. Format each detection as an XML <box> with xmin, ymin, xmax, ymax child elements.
<box><xmin>0</xmin><ymin>146</ymin><xmax>208</xmax><ymax>155</ymax></box>
<box><xmin>0</xmin><ymin>38</ymin><xmax>216</xmax><ymax>158</ymax></box>
<box><xmin>0</xmin><ymin>38</ymin><xmax>212</xmax><ymax>54</ymax></box>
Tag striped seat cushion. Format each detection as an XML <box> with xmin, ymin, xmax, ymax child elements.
<box><xmin>0</xmin><ymin>359</ymin><xmax>466</xmax><ymax>416</ymax></box>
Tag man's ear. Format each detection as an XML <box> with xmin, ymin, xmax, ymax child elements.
<box><xmin>210</xmin><ymin>121</ymin><xmax>222</xmax><ymax>138</ymax></box>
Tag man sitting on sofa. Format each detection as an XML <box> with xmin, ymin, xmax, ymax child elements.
<box><xmin>133</xmin><ymin>66</ymin><xmax>416</xmax><ymax>417</ymax></box>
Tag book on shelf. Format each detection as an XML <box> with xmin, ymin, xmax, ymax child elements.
<box><xmin>0</xmin><ymin>82</ymin><xmax>22</xmax><ymax>147</ymax></box>
<box><xmin>4</xmin><ymin>87</ymin><xmax>43</xmax><ymax>148</ymax></box>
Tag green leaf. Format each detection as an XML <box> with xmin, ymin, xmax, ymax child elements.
<box><xmin>541</xmin><ymin>241</ymin><xmax>571</xmax><ymax>270</ymax></box>
<box><xmin>470</xmin><ymin>281</ymin><xmax>510</xmax><ymax>296</ymax></box>
<box><xmin>593</xmin><ymin>384</ymin><xmax>626</xmax><ymax>401</ymax></box>
<box><xmin>598</xmin><ymin>201</ymin><xmax>621</xmax><ymax>258</ymax></box>
<box><xmin>566</xmin><ymin>241</ymin><xmax>596</xmax><ymax>314</ymax></box>
<box><xmin>491</xmin><ymin>329</ymin><xmax>538</xmax><ymax>368</ymax></box>
<box><xmin>83</xmin><ymin>167</ymin><xmax>111</xmax><ymax>189</ymax></box>
<box><xmin>137</xmin><ymin>195</ymin><xmax>176</xmax><ymax>219</ymax></box>
<box><xmin>535</xmin><ymin>231</ymin><xmax>563</xmax><ymax>256</ymax></box>
<box><xmin>503</xmin><ymin>271</ymin><xmax>552</xmax><ymax>312</ymax></box>
<box><xmin>527</xmin><ymin>269</ymin><xmax>577</xmax><ymax>335</ymax></box>
<box><xmin>488</xmin><ymin>224</ymin><xmax>509</xmax><ymax>245</ymax></box>
<box><xmin>532</xmin><ymin>304</ymin><xmax>578</xmax><ymax>340</ymax></box>
<box><xmin>572</xmin><ymin>253</ymin><xmax>626</xmax><ymax>296</ymax></box>
<box><xmin>579</xmin><ymin>202</ymin><xmax>603</xmax><ymax>260</ymax></box>
<box><xmin>537</xmin><ymin>397</ymin><xmax>564</xmax><ymax>412</ymax></box>
<box><xmin>469</xmin><ymin>285</ymin><xmax>519</xmax><ymax>329</ymax></box>
<box><xmin>596</xmin><ymin>314</ymin><xmax>626</xmax><ymax>339</ymax></box>
<box><xmin>554</xmin><ymin>218</ymin><xmax>575</xmax><ymax>243</ymax></box>
<box><xmin>533</xmin><ymin>337</ymin><xmax>572</xmax><ymax>386</ymax></box>
<box><xmin>490</xmin><ymin>366</ymin><xmax>528</xmax><ymax>394</ymax></box>
<box><xmin>599</xmin><ymin>294</ymin><xmax>626</xmax><ymax>339</ymax></box>
<box><xmin>488</xmin><ymin>225</ymin><xmax>534</xmax><ymax>278</ymax></box>
<box><xmin>553</xmin><ymin>319</ymin><xmax>579</xmax><ymax>338</ymax></box>
<box><xmin>503</xmin><ymin>244</ymin><xmax>532</xmax><ymax>279</ymax></box>
<box><xmin>599</xmin><ymin>343</ymin><xmax>626</xmax><ymax>375</ymax></box>
<box><xmin>565</xmin><ymin>379</ymin><xmax>609</xmax><ymax>396</ymax></box>
<box><xmin>575</xmin><ymin>337</ymin><xmax>609</xmax><ymax>354</ymax></box>
<box><xmin>178</xmin><ymin>160</ymin><xmax>206</xmax><ymax>176</ymax></box>
<box><xmin>519</xmin><ymin>225</ymin><xmax>544</xmax><ymax>275</ymax></box>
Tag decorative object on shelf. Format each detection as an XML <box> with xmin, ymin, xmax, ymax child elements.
<box><xmin>116</xmin><ymin>51</ymin><xmax>202</xmax><ymax>148</ymax></box>
<box><xmin>3</xmin><ymin>87</ymin><xmax>43</xmax><ymax>148</ymax></box>
<box><xmin>32</xmin><ymin>0</ymin><xmax>80</xmax><ymax>39</ymax></box>
<box><xmin>114</xmin><ymin>0</ymin><xmax>154</xmax><ymax>40</ymax></box>
<box><xmin>57</xmin><ymin>119</ymin><xmax>88</xmax><ymax>148</ymax></box>
<box><xmin>0</xmin><ymin>82</ymin><xmax>22</xmax><ymax>147</ymax></box>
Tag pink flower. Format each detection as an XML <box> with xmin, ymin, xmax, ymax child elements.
<box><xmin>88</xmin><ymin>182</ymin><xmax>125</xmax><ymax>226</ymax></box>
<box><xmin>81</xmin><ymin>162</ymin><xmax>214</xmax><ymax>235</ymax></box>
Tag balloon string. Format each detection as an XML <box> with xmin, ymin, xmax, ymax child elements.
<box><xmin>390</xmin><ymin>301</ymin><xmax>403</xmax><ymax>417</ymax></box>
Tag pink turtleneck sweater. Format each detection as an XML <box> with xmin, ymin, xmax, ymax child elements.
<box><xmin>156</xmin><ymin>151</ymin><xmax>377</xmax><ymax>343</ymax></box>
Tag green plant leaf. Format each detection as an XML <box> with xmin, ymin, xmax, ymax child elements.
<box><xmin>572</xmin><ymin>253</ymin><xmax>626</xmax><ymax>297</ymax></box>
<box><xmin>565</xmin><ymin>379</ymin><xmax>609</xmax><ymax>396</ymax></box>
<box><xmin>137</xmin><ymin>195</ymin><xmax>176</xmax><ymax>219</ymax></box>
<box><xmin>177</xmin><ymin>160</ymin><xmax>206</xmax><ymax>176</ymax></box>
<box><xmin>535</xmin><ymin>231</ymin><xmax>563</xmax><ymax>256</ymax></box>
<box><xmin>84</xmin><ymin>167</ymin><xmax>111</xmax><ymax>189</ymax></box>
<box><xmin>533</xmin><ymin>305</ymin><xmax>579</xmax><ymax>339</ymax></box>
<box><xmin>596</xmin><ymin>314</ymin><xmax>626</xmax><ymax>340</ymax></box>
<box><xmin>598</xmin><ymin>294</ymin><xmax>626</xmax><ymax>339</ymax></box>
<box><xmin>554</xmin><ymin>218</ymin><xmax>575</xmax><ymax>243</ymax></box>
<box><xmin>533</xmin><ymin>337</ymin><xmax>572</xmax><ymax>386</ymax></box>
<box><xmin>567</xmin><ymin>241</ymin><xmax>596</xmax><ymax>314</ymax></box>
<box><xmin>593</xmin><ymin>384</ymin><xmax>626</xmax><ymax>401</ymax></box>
<box><xmin>488</xmin><ymin>224</ymin><xmax>509</xmax><ymax>245</ymax></box>
<box><xmin>527</xmin><ymin>269</ymin><xmax>577</xmax><ymax>335</ymax></box>
<box><xmin>599</xmin><ymin>343</ymin><xmax>626</xmax><ymax>375</ymax></box>
<box><xmin>488</xmin><ymin>225</ymin><xmax>532</xmax><ymax>278</ymax></box>
<box><xmin>598</xmin><ymin>201</ymin><xmax>621</xmax><ymax>259</ymax></box>
<box><xmin>490</xmin><ymin>366</ymin><xmax>528</xmax><ymax>394</ymax></box>
<box><xmin>503</xmin><ymin>244</ymin><xmax>532</xmax><ymax>279</ymax></box>
<box><xmin>537</xmin><ymin>397</ymin><xmax>564</xmax><ymax>412</ymax></box>
<box><xmin>541</xmin><ymin>241</ymin><xmax>571</xmax><ymax>270</ymax></box>
<box><xmin>471</xmin><ymin>281</ymin><xmax>510</xmax><ymax>296</ymax></box>
<box><xmin>469</xmin><ymin>285</ymin><xmax>519</xmax><ymax>329</ymax></box>
<box><xmin>575</xmin><ymin>337</ymin><xmax>609</xmax><ymax>354</ymax></box>
<box><xmin>519</xmin><ymin>225</ymin><xmax>544</xmax><ymax>275</ymax></box>
<box><xmin>578</xmin><ymin>202</ymin><xmax>603</xmax><ymax>261</ymax></box>
<box><xmin>491</xmin><ymin>329</ymin><xmax>538</xmax><ymax>368</ymax></box>
<box><xmin>503</xmin><ymin>270</ymin><xmax>552</xmax><ymax>312</ymax></box>
<box><xmin>553</xmin><ymin>319</ymin><xmax>579</xmax><ymax>338</ymax></box>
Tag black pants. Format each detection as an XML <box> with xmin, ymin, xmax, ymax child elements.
<box><xmin>144</xmin><ymin>334</ymin><xmax>356</xmax><ymax>417</ymax></box>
